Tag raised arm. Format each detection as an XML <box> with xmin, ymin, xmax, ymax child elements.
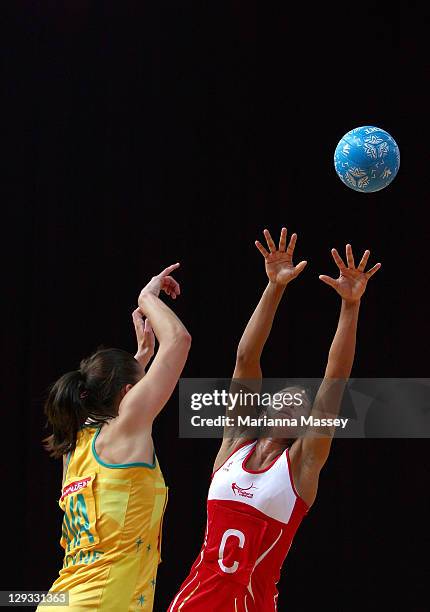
<box><xmin>117</xmin><ymin>264</ymin><xmax>191</xmax><ymax>431</ymax></box>
<box><xmin>234</xmin><ymin>229</ymin><xmax>307</xmax><ymax>379</ymax></box>
<box><xmin>213</xmin><ymin>228</ymin><xmax>307</xmax><ymax>469</ymax></box>
<box><xmin>290</xmin><ymin>244</ymin><xmax>381</xmax><ymax>506</ymax></box>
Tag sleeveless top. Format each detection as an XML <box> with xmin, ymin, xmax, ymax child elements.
<box><xmin>41</xmin><ymin>425</ymin><xmax>168</xmax><ymax>612</ymax></box>
<box><xmin>169</xmin><ymin>440</ymin><xmax>308</xmax><ymax>611</ymax></box>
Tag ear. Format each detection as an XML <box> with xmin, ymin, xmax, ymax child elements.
<box><xmin>120</xmin><ymin>384</ymin><xmax>134</xmax><ymax>399</ymax></box>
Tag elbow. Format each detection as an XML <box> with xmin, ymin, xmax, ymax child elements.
<box><xmin>158</xmin><ymin>330</ymin><xmax>191</xmax><ymax>365</ymax></box>
<box><xmin>176</xmin><ymin>331</ymin><xmax>192</xmax><ymax>363</ymax></box>
<box><xmin>174</xmin><ymin>329</ymin><xmax>192</xmax><ymax>351</ymax></box>
<box><xmin>325</xmin><ymin>364</ymin><xmax>352</xmax><ymax>380</ymax></box>
<box><xmin>236</xmin><ymin>347</ymin><xmax>248</xmax><ymax>366</ymax></box>
<box><xmin>160</xmin><ymin>329</ymin><xmax>191</xmax><ymax>353</ymax></box>
<box><xmin>325</xmin><ymin>355</ymin><xmax>353</xmax><ymax>380</ymax></box>
<box><xmin>182</xmin><ymin>330</ymin><xmax>192</xmax><ymax>348</ymax></box>
<box><xmin>236</xmin><ymin>346</ymin><xmax>258</xmax><ymax>369</ymax></box>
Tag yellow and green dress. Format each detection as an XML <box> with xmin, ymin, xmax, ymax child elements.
<box><xmin>38</xmin><ymin>425</ymin><xmax>168</xmax><ymax>611</ymax></box>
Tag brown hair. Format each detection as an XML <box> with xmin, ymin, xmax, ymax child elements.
<box><xmin>43</xmin><ymin>347</ymin><xmax>141</xmax><ymax>458</ymax></box>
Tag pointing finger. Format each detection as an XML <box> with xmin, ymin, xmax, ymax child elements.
<box><xmin>159</xmin><ymin>263</ymin><xmax>180</xmax><ymax>277</ymax></box>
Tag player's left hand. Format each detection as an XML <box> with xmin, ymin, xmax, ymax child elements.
<box><xmin>133</xmin><ymin>308</ymin><xmax>156</xmax><ymax>369</ymax></box>
<box><xmin>319</xmin><ymin>244</ymin><xmax>381</xmax><ymax>302</ymax></box>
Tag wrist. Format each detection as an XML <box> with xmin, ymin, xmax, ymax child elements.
<box><xmin>136</xmin><ymin>346</ymin><xmax>154</xmax><ymax>357</ymax></box>
<box><xmin>138</xmin><ymin>291</ymin><xmax>158</xmax><ymax>309</ymax></box>
<box><xmin>267</xmin><ymin>280</ymin><xmax>287</xmax><ymax>295</ymax></box>
<box><xmin>341</xmin><ymin>297</ymin><xmax>361</xmax><ymax>309</ymax></box>
<box><xmin>135</xmin><ymin>349</ymin><xmax>154</xmax><ymax>366</ymax></box>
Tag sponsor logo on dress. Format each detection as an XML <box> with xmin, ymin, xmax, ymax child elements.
<box><xmin>231</xmin><ymin>482</ymin><xmax>257</xmax><ymax>499</ymax></box>
<box><xmin>61</xmin><ymin>476</ymin><xmax>92</xmax><ymax>501</ymax></box>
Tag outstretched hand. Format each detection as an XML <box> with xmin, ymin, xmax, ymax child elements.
<box><xmin>319</xmin><ymin>244</ymin><xmax>381</xmax><ymax>302</ymax></box>
<box><xmin>255</xmin><ymin>228</ymin><xmax>307</xmax><ymax>286</ymax></box>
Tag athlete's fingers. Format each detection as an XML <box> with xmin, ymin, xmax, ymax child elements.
<box><xmin>286</xmin><ymin>233</ymin><xmax>297</xmax><ymax>261</ymax></box>
<box><xmin>346</xmin><ymin>244</ymin><xmax>355</xmax><ymax>268</ymax></box>
<box><xmin>163</xmin><ymin>276</ymin><xmax>180</xmax><ymax>296</ymax></box>
<box><xmin>357</xmin><ymin>250</ymin><xmax>370</xmax><ymax>272</ymax></box>
<box><xmin>132</xmin><ymin>308</ymin><xmax>144</xmax><ymax>330</ymax></box>
<box><xmin>331</xmin><ymin>248</ymin><xmax>346</xmax><ymax>270</ymax></box>
<box><xmin>294</xmin><ymin>260</ymin><xmax>307</xmax><ymax>276</ymax></box>
<box><xmin>161</xmin><ymin>281</ymin><xmax>172</xmax><ymax>298</ymax></box>
<box><xmin>255</xmin><ymin>240</ymin><xmax>269</xmax><ymax>258</ymax></box>
<box><xmin>278</xmin><ymin>227</ymin><xmax>287</xmax><ymax>252</ymax></box>
<box><xmin>143</xmin><ymin>319</ymin><xmax>153</xmax><ymax>334</ymax></box>
<box><xmin>159</xmin><ymin>263</ymin><xmax>180</xmax><ymax>277</ymax></box>
<box><xmin>365</xmin><ymin>263</ymin><xmax>381</xmax><ymax>278</ymax></box>
<box><xmin>263</xmin><ymin>229</ymin><xmax>276</xmax><ymax>253</ymax></box>
<box><xmin>169</xmin><ymin>276</ymin><xmax>181</xmax><ymax>294</ymax></box>
<box><xmin>319</xmin><ymin>274</ymin><xmax>338</xmax><ymax>289</ymax></box>
<box><xmin>132</xmin><ymin>307</ymin><xmax>143</xmax><ymax>321</ymax></box>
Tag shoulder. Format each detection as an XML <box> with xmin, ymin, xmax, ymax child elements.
<box><xmin>212</xmin><ymin>438</ymin><xmax>256</xmax><ymax>474</ymax></box>
<box><xmin>93</xmin><ymin>419</ymin><xmax>154</xmax><ymax>466</ymax></box>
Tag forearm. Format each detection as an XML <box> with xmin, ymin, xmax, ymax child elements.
<box><xmin>325</xmin><ymin>299</ymin><xmax>360</xmax><ymax>379</ymax></box>
<box><xmin>303</xmin><ymin>300</ymin><xmax>360</xmax><ymax>458</ymax></box>
<box><xmin>237</xmin><ymin>282</ymin><xmax>285</xmax><ymax>364</ymax></box>
<box><xmin>295</xmin><ymin>243</ymin><xmax>379</xmax><ymax>478</ymax></box>
<box><xmin>138</xmin><ymin>293</ymin><xmax>190</xmax><ymax>344</ymax></box>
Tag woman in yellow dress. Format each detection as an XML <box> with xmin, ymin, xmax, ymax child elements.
<box><xmin>39</xmin><ymin>264</ymin><xmax>191</xmax><ymax>612</ymax></box>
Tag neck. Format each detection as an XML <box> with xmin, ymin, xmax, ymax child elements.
<box><xmin>256</xmin><ymin>436</ymin><xmax>291</xmax><ymax>457</ymax></box>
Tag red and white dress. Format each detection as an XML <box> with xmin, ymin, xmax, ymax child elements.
<box><xmin>168</xmin><ymin>441</ymin><xmax>309</xmax><ymax>611</ymax></box>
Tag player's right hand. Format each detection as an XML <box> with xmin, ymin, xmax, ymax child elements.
<box><xmin>138</xmin><ymin>263</ymin><xmax>181</xmax><ymax>300</ymax></box>
<box><xmin>255</xmin><ymin>228</ymin><xmax>307</xmax><ymax>286</ymax></box>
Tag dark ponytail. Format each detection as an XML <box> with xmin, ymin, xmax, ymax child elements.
<box><xmin>43</xmin><ymin>348</ymin><xmax>141</xmax><ymax>458</ymax></box>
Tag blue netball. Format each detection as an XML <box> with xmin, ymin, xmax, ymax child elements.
<box><xmin>334</xmin><ymin>126</ymin><xmax>400</xmax><ymax>193</ymax></box>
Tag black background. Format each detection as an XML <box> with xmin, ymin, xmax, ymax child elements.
<box><xmin>4</xmin><ymin>2</ymin><xmax>430</xmax><ymax>610</ymax></box>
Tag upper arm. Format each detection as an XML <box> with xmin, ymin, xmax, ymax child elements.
<box><xmin>232</xmin><ymin>353</ymin><xmax>262</xmax><ymax>381</ymax></box>
<box><xmin>288</xmin><ymin>438</ymin><xmax>329</xmax><ymax>508</ymax></box>
<box><xmin>297</xmin><ymin>377</ymin><xmax>346</xmax><ymax>470</ymax></box>
<box><xmin>288</xmin><ymin>377</ymin><xmax>347</xmax><ymax>506</ymax></box>
<box><xmin>117</xmin><ymin>332</ymin><xmax>191</xmax><ymax>431</ymax></box>
<box><xmin>213</xmin><ymin>355</ymin><xmax>262</xmax><ymax>472</ymax></box>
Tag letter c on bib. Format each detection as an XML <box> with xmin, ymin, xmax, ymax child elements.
<box><xmin>218</xmin><ymin>528</ymin><xmax>245</xmax><ymax>574</ymax></box>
